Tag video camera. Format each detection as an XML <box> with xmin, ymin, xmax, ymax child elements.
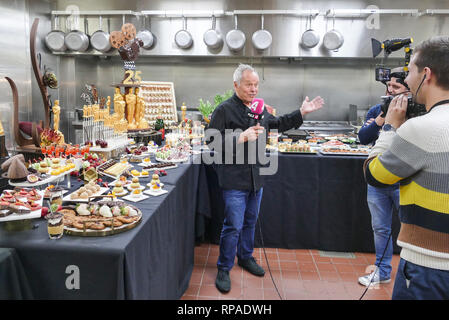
<box><xmin>371</xmin><ymin>37</ymin><xmax>426</xmax><ymax>118</ymax></box>
<box><xmin>379</xmin><ymin>95</ymin><xmax>427</xmax><ymax>119</ymax></box>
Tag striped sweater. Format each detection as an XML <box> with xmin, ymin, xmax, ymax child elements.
<box><xmin>364</xmin><ymin>103</ymin><xmax>449</xmax><ymax>271</ymax></box>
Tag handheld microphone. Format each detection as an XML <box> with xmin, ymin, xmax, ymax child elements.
<box><xmin>248</xmin><ymin>98</ymin><xmax>265</xmax><ymax>126</ymax></box>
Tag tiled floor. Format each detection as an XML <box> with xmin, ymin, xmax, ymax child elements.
<box><xmin>181</xmin><ymin>243</ymin><xmax>400</xmax><ymax>300</ymax></box>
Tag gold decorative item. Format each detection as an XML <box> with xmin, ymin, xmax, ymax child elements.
<box><xmin>126</xmin><ymin>88</ymin><xmax>137</xmax><ymax>130</ymax></box>
<box><xmin>83</xmin><ymin>167</ymin><xmax>98</xmax><ymax>182</ymax></box>
<box><xmin>181</xmin><ymin>103</ymin><xmax>187</xmax><ymax>122</ymax></box>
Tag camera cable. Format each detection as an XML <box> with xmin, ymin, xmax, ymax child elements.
<box><xmin>359</xmin><ymin>232</ymin><xmax>392</xmax><ymax>300</ymax></box>
<box><xmin>257</xmin><ymin>218</ymin><xmax>283</xmax><ymax>300</ymax></box>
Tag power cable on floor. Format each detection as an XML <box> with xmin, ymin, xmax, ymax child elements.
<box><xmin>257</xmin><ymin>218</ymin><xmax>283</xmax><ymax>300</ymax></box>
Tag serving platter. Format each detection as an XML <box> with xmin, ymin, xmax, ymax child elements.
<box><xmin>62</xmin><ymin>201</ymin><xmax>142</xmax><ymax>237</ymax></box>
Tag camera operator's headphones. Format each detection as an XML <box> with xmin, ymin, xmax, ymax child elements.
<box><xmin>385</xmin><ymin>71</ymin><xmax>410</xmax><ymax>90</ymax></box>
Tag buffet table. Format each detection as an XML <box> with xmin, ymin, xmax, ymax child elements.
<box><xmin>196</xmin><ymin>152</ymin><xmax>401</xmax><ymax>254</ymax></box>
<box><xmin>0</xmin><ymin>161</ymin><xmax>200</xmax><ymax>299</ymax></box>
<box><xmin>0</xmin><ymin>248</ymin><xmax>33</xmax><ymax>299</ymax></box>
<box><xmin>0</xmin><ymin>151</ymin><xmax>401</xmax><ymax>299</ymax></box>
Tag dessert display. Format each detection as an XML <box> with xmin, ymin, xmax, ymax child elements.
<box><xmin>155</xmin><ymin>144</ymin><xmax>190</xmax><ymax>163</ymax></box>
<box><xmin>320</xmin><ymin>147</ymin><xmax>370</xmax><ymax>156</ymax></box>
<box><xmin>278</xmin><ymin>143</ymin><xmax>316</xmax><ymax>154</ymax></box>
<box><xmin>44</xmin><ymin>185</ymin><xmax>66</xmax><ymax>199</ymax></box>
<box><xmin>97</xmin><ymin>159</ymin><xmax>131</xmax><ymax>178</ymax></box>
<box><xmin>65</xmin><ymin>181</ymin><xmax>107</xmax><ymax>201</ymax></box>
<box><xmin>143</xmin><ymin>162</ymin><xmax>177</xmax><ymax>171</ymax></box>
<box><xmin>60</xmin><ymin>200</ymin><xmax>142</xmax><ymax>236</ymax></box>
<box><xmin>139</xmin><ymin>81</ymin><xmax>178</xmax><ymax>130</ymax></box>
<box><xmin>0</xmin><ymin>188</ymin><xmax>44</xmax><ymax>220</ymax></box>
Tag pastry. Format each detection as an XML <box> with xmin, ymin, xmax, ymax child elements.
<box><xmin>129</xmin><ymin>177</ymin><xmax>140</xmax><ymax>189</ymax></box>
<box><xmin>131</xmin><ymin>189</ymin><xmax>141</xmax><ymax>198</ymax></box>
<box><xmin>112</xmin><ymin>182</ymin><xmax>124</xmax><ymax>194</ymax></box>
<box><xmin>131</xmin><ymin>169</ymin><xmax>140</xmax><ymax>177</ymax></box>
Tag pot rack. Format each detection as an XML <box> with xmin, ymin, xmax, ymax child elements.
<box><xmin>50</xmin><ymin>8</ymin><xmax>442</xmax><ymax>19</ymax></box>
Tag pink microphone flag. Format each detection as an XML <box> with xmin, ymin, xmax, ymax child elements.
<box><xmin>250</xmin><ymin>98</ymin><xmax>265</xmax><ymax>115</ymax></box>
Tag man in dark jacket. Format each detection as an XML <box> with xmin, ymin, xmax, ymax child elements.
<box><xmin>208</xmin><ymin>64</ymin><xmax>324</xmax><ymax>293</ymax></box>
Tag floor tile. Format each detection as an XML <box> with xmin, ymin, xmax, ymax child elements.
<box><xmin>183</xmin><ymin>244</ymin><xmax>397</xmax><ymax>301</ymax></box>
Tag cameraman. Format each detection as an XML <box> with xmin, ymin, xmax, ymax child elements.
<box><xmin>357</xmin><ymin>68</ymin><xmax>408</xmax><ymax>287</ymax></box>
<box><xmin>364</xmin><ymin>36</ymin><xmax>449</xmax><ymax>299</ymax></box>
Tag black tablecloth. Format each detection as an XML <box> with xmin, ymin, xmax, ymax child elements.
<box><xmin>0</xmin><ymin>162</ymin><xmax>200</xmax><ymax>299</ymax></box>
<box><xmin>197</xmin><ymin>153</ymin><xmax>401</xmax><ymax>253</ymax></box>
<box><xmin>0</xmin><ymin>248</ymin><xmax>33</xmax><ymax>299</ymax></box>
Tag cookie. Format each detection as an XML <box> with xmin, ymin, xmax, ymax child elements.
<box><xmin>121</xmin><ymin>23</ymin><xmax>136</xmax><ymax>40</ymax></box>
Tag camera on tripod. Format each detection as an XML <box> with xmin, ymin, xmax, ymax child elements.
<box><xmin>371</xmin><ymin>37</ymin><xmax>426</xmax><ymax>118</ymax></box>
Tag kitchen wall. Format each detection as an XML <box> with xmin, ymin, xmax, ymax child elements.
<box><xmin>2</xmin><ymin>0</ymin><xmax>449</xmax><ymax>145</ymax></box>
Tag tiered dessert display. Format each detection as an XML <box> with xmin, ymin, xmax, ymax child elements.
<box><xmin>81</xmin><ymin>95</ymin><xmax>130</xmax><ymax>158</ymax></box>
<box><xmin>139</xmin><ymin>81</ymin><xmax>178</xmax><ymax>130</ymax></box>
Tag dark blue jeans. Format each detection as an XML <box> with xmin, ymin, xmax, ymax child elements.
<box><xmin>393</xmin><ymin>258</ymin><xmax>449</xmax><ymax>300</ymax></box>
<box><xmin>367</xmin><ymin>184</ymin><xmax>399</xmax><ymax>279</ymax></box>
<box><xmin>217</xmin><ymin>188</ymin><xmax>263</xmax><ymax>271</ymax></box>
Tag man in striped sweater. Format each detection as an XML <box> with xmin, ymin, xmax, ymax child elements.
<box><xmin>364</xmin><ymin>36</ymin><xmax>449</xmax><ymax>300</ymax></box>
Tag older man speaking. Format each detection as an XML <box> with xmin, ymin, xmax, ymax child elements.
<box><xmin>208</xmin><ymin>64</ymin><xmax>324</xmax><ymax>293</ymax></box>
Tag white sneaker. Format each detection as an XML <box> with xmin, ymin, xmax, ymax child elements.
<box><xmin>358</xmin><ymin>272</ymin><xmax>391</xmax><ymax>287</ymax></box>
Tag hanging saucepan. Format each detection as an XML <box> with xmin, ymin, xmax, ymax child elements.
<box><xmin>301</xmin><ymin>15</ymin><xmax>320</xmax><ymax>48</ymax></box>
<box><xmin>323</xmin><ymin>14</ymin><xmax>344</xmax><ymax>51</ymax></box>
<box><xmin>65</xmin><ymin>17</ymin><xmax>90</xmax><ymax>52</ymax></box>
<box><xmin>90</xmin><ymin>16</ymin><xmax>112</xmax><ymax>52</ymax></box>
<box><xmin>137</xmin><ymin>15</ymin><xmax>155</xmax><ymax>49</ymax></box>
<box><xmin>252</xmin><ymin>15</ymin><xmax>272</xmax><ymax>51</ymax></box>
<box><xmin>203</xmin><ymin>15</ymin><xmax>223</xmax><ymax>49</ymax></box>
<box><xmin>175</xmin><ymin>16</ymin><xmax>193</xmax><ymax>49</ymax></box>
<box><xmin>45</xmin><ymin>16</ymin><xmax>66</xmax><ymax>52</ymax></box>
<box><xmin>226</xmin><ymin>15</ymin><xmax>246</xmax><ymax>52</ymax></box>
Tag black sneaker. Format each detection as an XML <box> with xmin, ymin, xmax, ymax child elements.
<box><xmin>238</xmin><ymin>257</ymin><xmax>265</xmax><ymax>277</ymax></box>
<box><xmin>215</xmin><ymin>269</ymin><xmax>231</xmax><ymax>293</ymax></box>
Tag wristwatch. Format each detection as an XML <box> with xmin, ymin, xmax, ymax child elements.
<box><xmin>383</xmin><ymin>124</ymin><xmax>396</xmax><ymax>132</ymax></box>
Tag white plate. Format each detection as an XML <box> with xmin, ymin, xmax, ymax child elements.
<box><xmin>0</xmin><ymin>190</ymin><xmax>45</xmax><ymax>222</ymax></box>
<box><xmin>109</xmin><ymin>180</ymin><xmax>131</xmax><ymax>187</ymax></box>
<box><xmin>126</xmin><ymin>185</ymin><xmax>145</xmax><ymax>192</ymax></box>
<box><xmin>62</xmin><ymin>187</ymin><xmax>109</xmax><ymax>202</ymax></box>
<box><xmin>112</xmin><ymin>189</ymin><xmax>128</xmax><ymax>197</ymax></box>
<box><xmin>139</xmin><ymin>164</ymin><xmax>178</xmax><ymax>171</ymax></box>
<box><xmin>137</xmin><ymin>162</ymin><xmax>153</xmax><ymax>167</ymax></box>
<box><xmin>122</xmin><ymin>194</ymin><xmax>149</xmax><ymax>202</ymax></box>
<box><xmin>146</xmin><ymin>182</ymin><xmax>164</xmax><ymax>188</ymax></box>
<box><xmin>155</xmin><ymin>156</ymin><xmax>189</xmax><ymax>163</ymax></box>
<box><xmin>44</xmin><ymin>189</ymin><xmax>69</xmax><ymax>199</ymax></box>
<box><xmin>144</xmin><ymin>189</ymin><xmax>168</xmax><ymax>197</ymax></box>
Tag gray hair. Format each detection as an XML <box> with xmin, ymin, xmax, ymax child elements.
<box><xmin>233</xmin><ymin>64</ymin><xmax>258</xmax><ymax>85</ymax></box>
